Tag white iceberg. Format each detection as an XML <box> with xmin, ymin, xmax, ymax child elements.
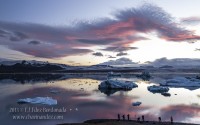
<box><xmin>147</xmin><ymin>85</ymin><xmax>169</xmax><ymax>93</ymax></box>
<box><xmin>17</xmin><ymin>97</ymin><xmax>57</xmax><ymax>105</ymax></box>
<box><xmin>99</xmin><ymin>80</ymin><xmax>138</xmax><ymax>90</ymax></box>
<box><xmin>161</xmin><ymin>77</ymin><xmax>200</xmax><ymax>87</ymax></box>
<box><xmin>132</xmin><ymin>101</ymin><xmax>142</xmax><ymax>106</ymax></box>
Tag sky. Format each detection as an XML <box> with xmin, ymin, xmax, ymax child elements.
<box><xmin>0</xmin><ymin>0</ymin><xmax>200</xmax><ymax>65</ymax></box>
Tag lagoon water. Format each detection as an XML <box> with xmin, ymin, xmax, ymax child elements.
<box><xmin>0</xmin><ymin>73</ymin><xmax>200</xmax><ymax>125</ymax></box>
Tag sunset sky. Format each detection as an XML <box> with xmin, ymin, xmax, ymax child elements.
<box><xmin>0</xmin><ymin>0</ymin><xmax>200</xmax><ymax>65</ymax></box>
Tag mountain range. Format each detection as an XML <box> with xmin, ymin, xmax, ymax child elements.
<box><xmin>1</xmin><ymin>58</ymin><xmax>200</xmax><ymax>73</ymax></box>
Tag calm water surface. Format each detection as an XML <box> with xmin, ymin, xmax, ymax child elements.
<box><xmin>0</xmin><ymin>74</ymin><xmax>200</xmax><ymax>125</ymax></box>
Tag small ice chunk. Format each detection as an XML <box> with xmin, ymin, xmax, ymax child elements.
<box><xmin>161</xmin><ymin>92</ymin><xmax>171</xmax><ymax>97</ymax></box>
<box><xmin>132</xmin><ymin>101</ymin><xmax>142</xmax><ymax>106</ymax></box>
<box><xmin>17</xmin><ymin>97</ymin><xmax>57</xmax><ymax>105</ymax></box>
<box><xmin>99</xmin><ymin>80</ymin><xmax>138</xmax><ymax>90</ymax></box>
<box><xmin>148</xmin><ymin>85</ymin><xmax>169</xmax><ymax>93</ymax></box>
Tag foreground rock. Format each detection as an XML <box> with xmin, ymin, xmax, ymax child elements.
<box><xmin>147</xmin><ymin>85</ymin><xmax>169</xmax><ymax>93</ymax></box>
<box><xmin>161</xmin><ymin>77</ymin><xmax>200</xmax><ymax>87</ymax></box>
<box><xmin>17</xmin><ymin>97</ymin><xmax>57</xmax><ymax>105</ymax></box>
<box><xmin>58</xmin><ymin>119</ymin><xmax>199</xmax><ymax>125</ymax></box>
<box><xmin>99</xmin><ymin>80</ymin><xmax>138</xmax><ymax>90</ymax></box>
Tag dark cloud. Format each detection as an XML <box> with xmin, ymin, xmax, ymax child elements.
<box><xmin>77</xmin><ymin>38</ymin><xmax>122</xmax><ymax>45</ymax></box>
<box><xmin>0</xmin><ymin>22</ymin><xmax>93</xmax><ymax>58</ymax></box>
<box><xmin>15</xmin><ymin>47</ymin><xmax>92</xmax><ymax>58</ymax></box>
<box><xmin>0</xmin><ymin>29</ymin><xmax>9</xmax><ymax>37</ymax></box>
<box><xmin>28</xmin><ymin>40</ymin><xmax>41</xmax><ymax>45</ymax></box>
<box><xmin>112</xmin><ymin>4</ymin><xmax>200</xmax><ymax>41</ymax></box>
<box><xmin>13</xmin><ymin>31</ymin><xmax>28</xmax><ymax>39</ymax></box>
<box><xmin>107</xmin><ymin>55</ymin><xmax>116</xmax><ymax>58</ymax></box>
<box><xmin>92</xmin><ymin>52</ymin><xmax>103</xmax><ymax>57</ymax></box>
<box><xmin>116</xmin><ymin>52</ymin><xmax>128</xmax><ymax>56</ymax></box>
<box><xmin>0</xmin><ymin>29</ymin><xmax>8</xmax><ymax>37</ymax></box>
<box><xmin>9</xmin><ymin>31</ymin><xmax>29</xmax><ymax>41</ymax></box>
<box><xmin>0</xmin><ymin>4</ymin><xmax>200</xmax><ymax>58</ymax></box>
<box><xmin>0</xmin><ymin>29</ymin><xmax>28</xmax><ymax>41</ymax></box>
<box><xmin>195</xmin><ymin>48</ymin><xmax>200</xmax><ymax>51</ymax></box>
<box><xmin>101</xmin><ymin>46</ymin><xmax>138</xmax><ymax>52</ymax></box>
<box><xmin>181</xmin><ymin>17</ymin><xmax>200</xmax><ymax>25</ymax></box>
<box><xmin>0</xmin><ymin>34</ymin><xmax>5</xmax><ymax>37</ymax></box>
<box><xmin>0</xmin><ymin>29</ymin><xmax>8</xmax><ymax>35</ymax></box>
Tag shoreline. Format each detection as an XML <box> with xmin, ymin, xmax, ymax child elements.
<box><xmin>58</xmin><ymin>119</ymin><xmax>199</xmax><ymax>125</ymax></box>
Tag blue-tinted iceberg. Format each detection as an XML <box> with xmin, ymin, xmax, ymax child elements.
<box><xmin>148</xmin><ymin>85</ymin><xmax>169</xmax><ymax>93</ymax></box>
<box><xmin>17</xmin><ymin>97</ymin><xmax>57</xmax><ymax>105</ymax></box>
<box><xmin>99</xmin><ymin>80</ymin><xmax>138</xmax><ymax>90</ymax></box>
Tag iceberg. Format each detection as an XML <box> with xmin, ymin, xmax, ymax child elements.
<box><xmin>147</xmin><ymin>85</ymin><xmax>169</xmax><ymax>93</ymax></box>
<box><xmin>99</xmin><ymin>80</ymin><xmax>138</xmax><ymax>90</ymax></box>
<box><xmin>17</xmin><ymin>97</ymin><xmax>57</xmax><ymax>105</ymax></box>
<box><xmin>132</xmin><ymin>101</ymin><xmax>142</xmax><ymax>106</ymax></box>
<box><xmin>161</xmin><ymin>77</ymin><xmax>200</xmax><ymax>87</ymax></box>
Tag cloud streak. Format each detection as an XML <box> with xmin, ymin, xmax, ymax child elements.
<box><xmin>28</xmin><ymin>40</ymin><xmax>41</xmax><ymax>45</ymax></box>
<box><xmin>181</xmin><ymin>16</ymin><xmax>200</xmax><ymax>25</ymax></box>
<box><xmin>195</xmin><ymin>48</ymin><xmax>200</xmax><ymax>51</ymax></box>
<box><xmin>116</xmin><ymin>52</ymin><xmax>128</xmax><ymax>56</ymax></box>
<box><xmin>101</xmin><ymin>46</ymin><xmax>138</xmax><ymax>52</ymax></box>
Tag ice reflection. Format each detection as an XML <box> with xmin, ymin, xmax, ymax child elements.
<box><xmin>0</xmin><ymin>74</ymin><xmax>199</xmax><ymax>125</ymax></box>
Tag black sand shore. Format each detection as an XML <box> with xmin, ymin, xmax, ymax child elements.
<box><xmin>58</xmin><ymin>119</ymin><xmax>199</xmax><ymax>125</ymax></box>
